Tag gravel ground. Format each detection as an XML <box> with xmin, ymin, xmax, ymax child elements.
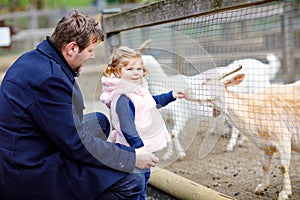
<box><xmin>147</xmin><ymin>185</ymin><xmax>177</xmax><ymax>200</ymax></box>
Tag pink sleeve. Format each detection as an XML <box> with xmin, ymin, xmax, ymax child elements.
<box><xmin>100</xmin><ymin>76</ymin><xmax>119</xmax><ymax>108</ymax></box>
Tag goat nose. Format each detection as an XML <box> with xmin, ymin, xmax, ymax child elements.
<box><xmin>184</xmin><ymin>88</ymin><xmax>196</xmax><ymax>101</ymax></box>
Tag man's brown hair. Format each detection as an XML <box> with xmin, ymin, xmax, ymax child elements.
<box><xmin>51</xmin><ymin>10</ymin><xmax>104</xmax><ymax>51</ymax></box>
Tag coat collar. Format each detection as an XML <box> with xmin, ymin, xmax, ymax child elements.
<box><xmin>36</xmin><ymin>36</ymin><xmax>79</xmax><ymax>81</ymax></box>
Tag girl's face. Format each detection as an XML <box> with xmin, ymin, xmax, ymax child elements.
<box><xmin>115</xmin><ymin>58</ymin><xmax>144</xmax><ymax>85</ymax></box>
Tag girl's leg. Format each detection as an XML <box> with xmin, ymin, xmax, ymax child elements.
<box><xmin>138</xmin><ymin>170</ymin><xmax>150</xmax><ymax>200</ymax></box>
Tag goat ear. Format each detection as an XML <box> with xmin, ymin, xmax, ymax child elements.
<box><xmin>234</xmin><ymin>74</ymin><xmax>245</xmax><ymax>85</ymax></box>
<box><xmin>224</xmin><ymin>73</ymin><xmax>245</xmax><ymax>87</ymax></box>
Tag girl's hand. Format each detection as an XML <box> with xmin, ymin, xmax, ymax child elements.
<box><xmin>172</xmin><ymin>91</ymin><xmax>185</xmax><ymax>99</ymax></box>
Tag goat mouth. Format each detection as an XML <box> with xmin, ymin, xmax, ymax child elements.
<box><xmin>199</xmin><ymin>100</ymin><xmax>221</xmax><ymax>117</ymax></box>
<box><xmin>184</xmin><ymin>97</ymin><xmax>221</xmax><ymax>117</ymax></box>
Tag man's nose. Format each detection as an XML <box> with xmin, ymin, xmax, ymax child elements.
<box><xmin>90</xmin><ymin>52</ymin><xmax>95</xmax><ymax>59</ymax></box>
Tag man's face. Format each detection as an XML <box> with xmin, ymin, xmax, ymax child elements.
<box><xmin>68</xmin><ymin>41</ymin><xmax>98</xmax><ymax>73</ymax></box>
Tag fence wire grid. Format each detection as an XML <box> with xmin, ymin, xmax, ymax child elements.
<box><xmin>102</xmin><ymin>1</ymin><xmax>300</xmax><ymax>200</ymax></box>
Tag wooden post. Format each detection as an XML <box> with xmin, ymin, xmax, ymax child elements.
<box><xmin>283</xmin><ymin>1</ymin><xmax>295</xmax><ymax>84</ymax></box>
<box><xmin>29</xmin><ymin>6</ymin><xmax>39</xmax><ymax>47</ymax></box>
<box><xmin>101</xmin><ymin>9</ymin><xmax>123</xmax><ymax>55</ymax></box>
<box><xmin>149</xmin><ymin>167</ymin><xmax>236</xmax><ymax>200</ymax></box>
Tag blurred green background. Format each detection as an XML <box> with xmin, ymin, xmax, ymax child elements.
<box><xmin>0</xmin><ymin>0</ymin><xmax>158</xmax><ymax>11</ymax></box>
<box><xmin>0</xmin><ymin>0</ymin><xmax>161</xmax><ymax>70</ymax></box>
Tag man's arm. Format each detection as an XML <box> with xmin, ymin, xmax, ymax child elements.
<box><xmin>33</xmin><ymin>76</ymin><xmax>136</xmax><ymax>172</ymax></box>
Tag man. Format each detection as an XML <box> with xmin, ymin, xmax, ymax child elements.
<box><xmin>0</xmin><ymin>10</ymin><xmax>158</xmax><ymax>200</ymax></box>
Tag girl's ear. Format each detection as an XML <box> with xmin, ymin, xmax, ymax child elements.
<box><xmin>113</xmin><ymin>67</ymin><xmax>121</xmax><ymax>78</ymax></box>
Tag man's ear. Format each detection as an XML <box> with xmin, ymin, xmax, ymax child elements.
<box><xmin>65</xmin><ymin>42</ymin><xmax>79</xmax><ymax>56</ymax></box>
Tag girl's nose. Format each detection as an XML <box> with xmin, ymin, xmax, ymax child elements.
<box><xmin>132</xmin><ymin>69</ymin><xmax>139</xmax><ymax>74</ymax></box>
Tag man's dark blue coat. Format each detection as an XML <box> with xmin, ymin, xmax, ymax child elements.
<box><xmin>0</xmin><ymin>38</ymin><xmax>136</xmax><ymax>200</ymax></box>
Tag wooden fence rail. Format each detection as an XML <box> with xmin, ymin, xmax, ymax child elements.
<box><xmin>102</xmin><ymin>0</ymin><xmax>299</xmax><ymax>83</ymax></box>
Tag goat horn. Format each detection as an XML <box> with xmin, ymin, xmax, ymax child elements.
<box><xmin>219</xmin><ymin>65</ymin><xmax>242</xmax><ymax>80</ymax></box>
<box><xmin>138</xmin><ymin>39</ymin><xmax>152</xmax><ymax>52</ymax></box>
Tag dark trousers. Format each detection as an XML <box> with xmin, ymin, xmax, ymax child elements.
<box><xmin>83</xmin><ymin>113</ymin><xmax>145</xmax><ymax>200</ymax></box>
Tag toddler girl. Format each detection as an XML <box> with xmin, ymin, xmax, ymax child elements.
<box><xmin>100</xmin><ymin>46</ymin><xmax>184</xmax><ymax>199</ymax></box>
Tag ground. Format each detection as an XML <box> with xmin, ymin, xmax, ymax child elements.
<box><xmin>147</xmin><ymin>185</ymin><xmax>178</xmax><ymax>200</ymax></box>
<box><xmin>147</xmin><ymin>133</ymin><xmax>300</xmax><ymax>200</ymax></box>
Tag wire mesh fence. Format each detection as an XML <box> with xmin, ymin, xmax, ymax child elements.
<box><xmin>102</xmin><ymin>0</ymin><xmax>300</xmax><ymax>199</ymax></box>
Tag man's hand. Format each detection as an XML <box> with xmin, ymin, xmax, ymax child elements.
<box><xmin>135</xmin><ymin>147</ymin><xmax>159</xmax><ymax>169</ymax></box>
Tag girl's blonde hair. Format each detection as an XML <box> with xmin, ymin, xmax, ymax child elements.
<box><xmin>103</xmin><ymin>46</ymin><xmax>148</xmax><ymax>77</ymax></box>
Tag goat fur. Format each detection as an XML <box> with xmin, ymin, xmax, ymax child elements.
<box><xmin>219</xmin><ymin>54</ymin><xmax>281</xmax><ymax>151</ymax></box>
<box><xmin>142</xmin><ymin>53</ymin><xmax>280</xmax><ymax>160</ymax></box>
<box><xmin>143</xmin><ymin>55</ymin><xmax>213</xmax><ymax>160</ymax></box>
<box><xmin>185</xmin><ymin>68</ymin><xmax>300</xmax><ymax>200</ymax></box>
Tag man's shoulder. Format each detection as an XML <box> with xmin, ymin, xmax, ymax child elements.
<box><xmin>5</xmin><ymin>50</ymin><xmax>66</xmax><ymax>88</ymax></box>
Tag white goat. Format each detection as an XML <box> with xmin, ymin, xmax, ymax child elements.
<box><xmin>186</xmin><ymin>66</ymin><xmax>300</xmax><ymax>200</ymax></box>
<box><xmin>143</xmin><ymin>53</ymin><xmax>280</xmax><ymax>160</ymax></box>
<box><xmin>220</xmin><ymin>54</ymin><xmax>281</xmax><ymax>151</ymax></box>
<box><xmin>143</xmin><ymin>55</ymin><xmax>214</xmax><ymax>160</ymax></box>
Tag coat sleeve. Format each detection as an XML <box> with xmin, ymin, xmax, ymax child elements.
<box><xmin>116</xmin><ymin>94</ymin><xmax>144</xmax><ymax>148</ymax></box>
<box><xmin>153</xmin><ymin>91</ymin><xmax>176</xmax><ymax>108</ymax></box>
<box><xmin>32</xmin><ymin>76</ymin><xmax>136</xmax><ymax>172</ymax></box>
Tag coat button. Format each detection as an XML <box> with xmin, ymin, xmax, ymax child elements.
<box><xmin>119</xmin><ymin>162</ymin><xmax>124</xmax><ymax>168</ymax></box>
